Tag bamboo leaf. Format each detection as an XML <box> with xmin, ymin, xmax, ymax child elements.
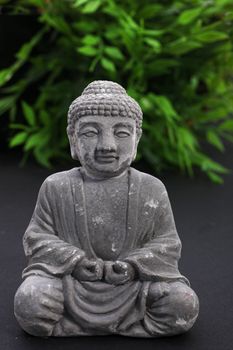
<box><xmin>82</xmin><ymin>0</ymin><xmax>101</xmax><ymax>14</ymax></box>
<box><xmin>195</xmin><ymin>31</ymin><xmax>228</xmax><ymax>43</ymax></box>
<box><xmin>220</xmin><ymin>120</ymin><xmax>233</xmax><ymax>131</ymax></box>
<box><xmin>104</xmin><ymin>46</ymin><xmax>124</xmax><ymax>60</ymax></box>
<box><xmin>10</xmin><ymin>123</ymin><xmax>28</xmax><ymax>130</ymax></box>
<box><xmin>34</xmin><ymin>148</ymin><xmax>52</xmax><ymax>168</ymax></box>
<box><xmin>9</xmin><ymin>132</ymin><xmax>27</xmax><ymax>147</ymax></box>
<box><xmin>101</xmin><ymin>57</ymin><xmax>116</xmax><ymax>72</ymax></box>
<box><xmin>0</xmin><ymin>96</ymin><xmax>16</xmax><ymax>115</ymax></box>
<box><xmin>207</xmin><ymin>172</ymin><xmax>224</xmax><ymax>184</ymax></box>
<box><xmin>73</xmin><ymin>0</ymin><xmax>89</xmax><ymax>7</ymax></box>
<box><xmin>16</xmin><ymin>29</ymin><xmax>45</xmax><ymax>61</ymax></box>
<box><xmin>140</xmin><ymin>5</ymin><xmax>163</xmax><ymax>19</ymax></box>
<box><xmin>77</xmin><ymin>46</ymin><xmax>98</xmax><ymax>56</ymax></box>
<box><xmin>0</xmin><ymin>68</ymin><xmax>15</xmax><ymax>87</ymax></box>
<box><xmin>167</xmin><ymin>38</ymin><xmax>202</xmax><ymax>55</ymax></box>
<box><xmin>22</xmin><ymin>101</ymin><xmax>36</xmax><ymax>126</ymax></box>
<box><xmin>24</xmin><ymin>132</ymin><xmax>48</xmax><ymax>151</ymax></box>
<box><xmin>178</xmin><ymin>8</ymin><xmax>202</xmax><ymax>25</ymax></box>
<box><xmin>82</xmin><ymin>34</ymin><xmax>100</xmax><ymax>46</ymax></box>
<box><xmin>151</xmin><ymin>95</ymin><xmax>179</xmax><ymax>120</ymax></box>
<box><xmin>206</xmin><ymin>130</ymin><xmax>224</xmax><ymax>151</ymax></box>
<box><xmin>144</xmin><ymin>38</ymin><xmax>161</xmax><ymax>53</ymax></box>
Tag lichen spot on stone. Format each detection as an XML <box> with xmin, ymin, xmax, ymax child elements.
<box><xmin>129</xmin><ymin>183</ymin><xmax>135</xmax><ymax>195</ymax></box>
<box><xmin>176</xmin><ymin>318</ymin><xmax>187</xmax><ymax>327</ymax></box>
<box><xmin>145</xmin><ymin>199</ymin><xmax>159</xmax><ymax>209</ymax></box>
<box><xmin>111</xmin><ymin>243</ymin><xmax>117</xmax><ymax>252</ymax></box>
<box><xmin>159</xmin><ymin>244</ymin><xmax>167</xmax><ymax>254</ymax></box>
<box><xmin>75</xmin><ymin>204</ymin><xmax>84</xmax><ymax>214</ymax></box>
<box><xmin>144</xmin><ymin>252</ymin><xmax>154</xmax><ymax>258</ymax></box>
<box><xmin>92</xmin><ymin>216</ymin><xmax>104</xmax><ymax>225</ymax></box>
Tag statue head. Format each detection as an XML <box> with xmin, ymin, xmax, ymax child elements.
<box><xmin>67</xmin><ymin>80</ymin><xmax>143</xmax><ymax>178</ymax></box>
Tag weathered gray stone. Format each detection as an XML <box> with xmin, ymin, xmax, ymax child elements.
<box><xmin>14</xmin><ymin>80</ymin><xmax>199</xmax><ymax>337</ymax></box>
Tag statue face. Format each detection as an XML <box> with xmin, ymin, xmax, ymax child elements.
<box><xmin>72</xmin><ymin>116</ymin><xmax>140</xmax><ymax>178</ymax></box>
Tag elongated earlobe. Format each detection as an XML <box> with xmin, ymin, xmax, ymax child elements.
<box><xmin>68</xmin><ymin>135</ymin><xmax>79</xmax><ymax>160</ymax></box>
<box><xmin>132</xmin><ymin>131</ymin><xmax>142</xmax><ymax>161</ymax></box>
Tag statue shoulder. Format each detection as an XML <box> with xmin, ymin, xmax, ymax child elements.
<box><xmin>130</xmin><ymin>167</ymin><xmax>167</xmax><ymax>196</ymax></box>
<box><xmin>41</xmin><ymin>167</ymin><xmax>80</xmax><ymax>192</ymax></box>
<box><xmin>131</xmin><ymin>168</ymin><xmax>166</xmax><ymax>192</ymax></box>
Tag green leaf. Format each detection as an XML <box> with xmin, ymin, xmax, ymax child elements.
<box><xmin>0</xmin><ymin>67</ymin><xmax>14</xmax><ymax>87</ymax></box>
<box><xmin>206</xmin><ymin>130</ymin><xmax>224</xmax><ymax>151</ymax></box>
<box><xmin>220</xmin><ymin>119</ymin><xmax>233</xmax><ymax>131</ymax></box>
<box><xmin>152</xmin><ymin>95</ymin><xmax>179</xmax><ymax>120</ymax></box>
<box><xmin>200</xmin><ymin>158</ymin><xmax>228</xmax><ymax>174</ymax></box>
<box><xmin>24</xmin><ymin>132</ymin><xmax>47</xmax><ymax>151</ymax></box>
<box><xmin>77</xmin><ymin>46</ymin><xmax>98</xmax><ymax>56</ymax></box>
<box><xmin>178</xmin><ymin>8</ymin><xmax>202</xmax><ymax>25</ymax></box>
<box><xmin>22</xmin><ymin>101</ymin><xmax>36</xmax><ymax>126</ymax></box>
<box><xmin>34</xmin><ymin>148</ymin><xmax>52</xmax><ymax>168</ymax></box>
<box><xmin>39</xmin><ymin>110</ymin><xmax>51</xmax><ymax>126</ymax></box>
<box><xmin>73</xmin><ymin>0</ymin><xmax>89</xmax><ymax>7</ymax></box>
<box><xmin>140</xmin><ymin>4</ymin><xmax>163</xmax><ymax>19</ymax></box>
<box><xmin>40</xmin><ymin>14</ymin><xmax>71</xmax><ymax>35</ymax></box>
<box><xmin>178</xmin><ymin>127</ymin><xmax>197</xmax><ymax>150</ymax></box>
<box><xmin>82</xmin><ymin>34</ymin><xmax>100</xmax><ymax>46</ymax></box>
<box><xmin>147</xmin><ymin>59</ymin><xmax>179</xmax><ymax>75</ymax></box>
<box><xmin>73</xmin><ymin>20</ymin><xmax>98</xmax><ymax>32</ymax></box>
<box><xmin>144</xmin><ymin>38</ymin><xmax>161</xmax><ymax>53</ymax></box>
<box><xmin>195</xmin><ymin>31</ymin><xmax>228</xmax><ymax>43</ymax></box>
<box><xmin>0</xmin><ymin>96</ymin><xmax>16</xmax><ymax>115</ymax></box>
<box><xmin>207</xmin><ymin>172</ymin><xmax>224</xmax><ymax>184</ymax></box>
<box><xmin>142</xmin><ymin>29</ymin><xmax>164</xmax><ymax>37</ymax></box>
<box><xmin>10</xmin><ymin>123</ymin><xmax>28</xmax><ymax>130</ymax></box>
<box><xmin>140</xmin><ymin>96</ymin><xmax>153</xmax><ymax>112</ymax></box>
<box><xmin>9</xmin><ymin>132</ymin><xmax>27</xmax><ymax>147</ymax></box>
<box><xmin>16</xmin><ymin>29</ymin><xmax>45</xmax><ymax>61</ymax></box>
<box><xmin>101</xmin><ymin>57</ymin><xmax>116</xmax><ymax>72</ymax></box>
<box><xmin>82</xmin><ymin>0</ymin><xmax>101</xmax><ymax>14</ymax></box>
<box><xmin>167</xmin><ymin>38</ymin><xmax>202</xmax><ymax>55</ymax></box>
<box><xmin>104</xmin><ymin>46</ymin><xmax>124</xmax><ymax>60</ymax></box>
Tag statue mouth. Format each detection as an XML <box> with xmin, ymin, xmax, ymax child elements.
<box><xmin>95</xmin><ymin>154</ymin><xmax>118</xmax><ymax>163</ymax></box>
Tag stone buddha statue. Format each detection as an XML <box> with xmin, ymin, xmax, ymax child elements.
<box><xmin>14</xmin><ymin>80</ymin><xmax>199</xmax><ymax>337</ymax></box>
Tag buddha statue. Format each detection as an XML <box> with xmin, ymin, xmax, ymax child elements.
<box><xmin>14</xmin><ymin>80</ymin><xmax>199</xmax><ymax>337</ymax></box>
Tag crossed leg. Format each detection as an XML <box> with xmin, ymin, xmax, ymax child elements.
<box><xmin>144</xmin><ymin>281</ymin><xmax>199</xmax><ymax>336</ymax></box>
<box><xmin>14</xmin><ymin>277</ymin><xmax>199</xmax><ymax>337</ymax></box>
<box><xmin>14</xmin><ymin>276</ymin><xmax>64</xmax><ymax>336</ymax></box>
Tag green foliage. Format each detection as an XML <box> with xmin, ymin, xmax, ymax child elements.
<box><xmin>1</xmin><ymin>0</ymin><xmax>233</xmax><ymax>182</ymax></box>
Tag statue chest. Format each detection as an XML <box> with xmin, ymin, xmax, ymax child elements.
<box><xmin>84</xmin><ymin>175</ymin><xmax>128</xmax><ymax>260</ymax></box>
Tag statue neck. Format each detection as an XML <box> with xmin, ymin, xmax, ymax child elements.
<box><xmin>80</xmin><ymin>167</ymin><xmax>129</xmax><ymax>182</ymax></box>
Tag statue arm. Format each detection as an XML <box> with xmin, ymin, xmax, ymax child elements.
<box><xmin>124</xmin><ymin>184</ymin><xmax>189</xmax><ymax>284</ymax></box>
<box><xmin>22</xmin><ymin>179</ymin><xmax>85</xmax><ymax>279</ymax></box>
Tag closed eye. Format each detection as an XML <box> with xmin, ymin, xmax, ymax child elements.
<box><xmin>115</xmin><ymin>131</ymin><xmax>130</xmax><ymax>138</ymax></box>
<box><xmin>80</xmin><ymin>130</ymin><xmax>98</xmax><ymax>137</ymax></box>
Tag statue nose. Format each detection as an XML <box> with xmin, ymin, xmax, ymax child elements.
<box><xmin>97</xmin><ymin>135</ymin><xmax>117</xmax><ymax>153</ymax></box>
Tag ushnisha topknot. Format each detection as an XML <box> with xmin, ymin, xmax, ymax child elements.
<box><xmin>67</xmin><ymin>80</ymin><xmax>143</xmax><ymax>136</ymax></box>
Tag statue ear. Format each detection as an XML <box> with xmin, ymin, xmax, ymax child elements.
<box><xmin>132</xmin><ymin>130</ymin><xmax>142</xmax><ymax>161</ymax></box>
<box><xmin>68</xmin><ymin>134</ymin><xmax>79</xmax><ymax>160</ymax></box>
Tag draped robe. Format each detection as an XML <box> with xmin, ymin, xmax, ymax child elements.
<box><xmin>22</xmin><ymin>167</ymin><xmax>189</xmax><ymax>336</ymax></box>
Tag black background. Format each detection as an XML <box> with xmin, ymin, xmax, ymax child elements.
<box><xmin>0</xmin><ymin>13</ymin><xmax>233</xmax><ymax>350</ymax></box>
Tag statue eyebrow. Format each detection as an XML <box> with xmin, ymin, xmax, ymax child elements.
<box><xmin>113</xmin><ymin>122</ymin><xmax>134</xmax><ymax>132</ymax></box>
<box><xmin>78</xmin><ymin>122</ymin><xmax>100</xmax><ymax>130</ymax></box>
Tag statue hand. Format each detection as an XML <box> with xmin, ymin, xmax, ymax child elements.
<box><xmin>104</xmin><ymin>260</ymin><xmax>135</xmax><ymax>285</ymax></box>
<box><xmin>72</xmin><ymin>257</ymin><xmax>104</xmax><ymax>281</ymax></box>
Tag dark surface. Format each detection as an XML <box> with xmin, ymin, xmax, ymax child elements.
<box><xmin>0</xmin><ymin>148</ymin><xmax>232</xmax><ymax>350</ymax></box>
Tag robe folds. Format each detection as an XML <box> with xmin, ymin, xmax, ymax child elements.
<box><xmin>22</xmin><ymin>167</ymin><xmax>189</xmax><ymax>335</ymax></box>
